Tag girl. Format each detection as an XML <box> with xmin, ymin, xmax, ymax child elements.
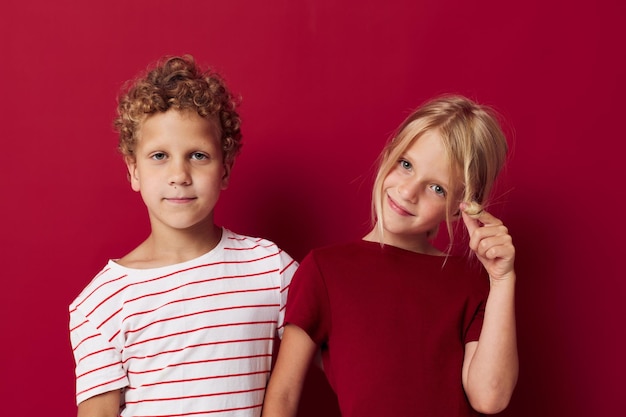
<box><xmin>262</xmin><ymin>95</ymin><xmax>518</xmax><ymax>417</ymax></box>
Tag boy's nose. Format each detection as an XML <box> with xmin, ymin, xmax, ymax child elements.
<box><xmin>168</xmin><ymin>161</ymin><xmax>191</xmax><ymax>185</ymax></box>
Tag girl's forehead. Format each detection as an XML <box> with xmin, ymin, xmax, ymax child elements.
<box><xmin>402</xmin><ymin>130</ymin><xmax>445</xmax><ymax>157</ymax></box>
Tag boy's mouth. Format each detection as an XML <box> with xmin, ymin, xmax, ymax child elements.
<box><xmin>165</xmin><ymin>197</ymin><xmax>196</xmax><ymax>203</ymax></box>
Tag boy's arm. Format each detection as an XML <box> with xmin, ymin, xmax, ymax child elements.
<box><xmin>460</xmin><ymin>208</ymin><xmax>519</xmax><ymax>414</ymax></box>
<box><xmin>77</xmin><ymin>390</ymin><xmax>121</xmax><ymax>417</ymax></box>
<box><xmin>262</xmin><ymin>324</ymin><xmax>317</xmax><ymax>417</ymax></box>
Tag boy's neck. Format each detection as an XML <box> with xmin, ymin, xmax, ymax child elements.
<box><xmin>118</xmin><ymin>223</ymin><xmax>223</xmax><ymax>269</ymax></box>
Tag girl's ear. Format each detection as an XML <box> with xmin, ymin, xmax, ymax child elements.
<box><xmin>451</xmin><ymin>199</ymin><xmax>463</xmax><ymax>219</ymax></box>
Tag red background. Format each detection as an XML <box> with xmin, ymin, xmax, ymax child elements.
<box><xmin>1</xmin><ymin>1</ymin><xmax>624</xmax><ymax>416</ymax></box>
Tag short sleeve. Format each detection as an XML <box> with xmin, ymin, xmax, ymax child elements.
<box><xmin>463</xmin><ymin>300</ymin><xmax>486</xmax><ymax>344</ymax></box>
<box><xmin>463</xmin><ymin>269</ymin><xmax>489</xmax><ymax>344</ymax></box>
<box><xmin>276</xmin><ymin>250</ymin><xmax>298</xmax><ymax>339</ymax></box>
<box><xmin>69</xmin><ymin>306</ymin><xmax>128</xmax><ymax>405</ymax></box>
<box><xmin>284</xmin><ymin>251</ymin><xmax>331</xmax><ymax>345</ymax></box>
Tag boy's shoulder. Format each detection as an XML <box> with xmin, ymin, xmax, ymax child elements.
<box><xmin>69</xmin><ymin>259</ymin><xmax>127</xmax><ymax>311</ymax></box>
<box><xmin>71</xmin><ymin>229</ymin><xmax>291</xmax><ymax>308</ymax></box>
<box><xmin>221</xmin><ymin>228</ymin><xmax>296</xmax><ymax>265</ymax></box>
<box><xmin>221</xmin><ymin>228</ymin><xmax>282</xmax><ymax>252</ymax></box>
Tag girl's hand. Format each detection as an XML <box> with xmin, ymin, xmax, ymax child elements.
<box><xmin>461</xmin><ymin>203</ymin><xmax>515</xmax><ymax>281</ymax></box>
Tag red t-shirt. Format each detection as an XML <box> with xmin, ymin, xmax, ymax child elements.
<box><xmin>286</xmin><ymin>240</ymin><xmax>489</xmax><ymax>417</ymax></box>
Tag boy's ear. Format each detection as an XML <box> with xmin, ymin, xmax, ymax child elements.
<box><xmin>220</xmin><ymin>162</ymin><xmax>232</xmax><ymax>190</ymax></box>
<box><xmin>125</xmin><ymin>156</ymin><xmax>140</xmax><ymax>192</ymax></box>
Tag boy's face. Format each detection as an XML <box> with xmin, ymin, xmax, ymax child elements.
<box><xmin>126</xmin><ymin>109</ymin><xmax>229</xmax><ymax>234</ymax></box>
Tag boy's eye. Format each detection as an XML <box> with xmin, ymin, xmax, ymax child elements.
<box><xmin>399</xmin><ymin>159</ymin><xmax>412</xmax><ymax>170</ymax></box>
<box><xmin>430</xmin><ymin>184</ymin><xmax>446</xmax><ymax>196</ymax></box>
<box><xmin>151</xmin><ymin>152</ymin><xmax>166</xmax><ymax>160</ymax></box>
<box><xmin>191</xmin><ymin>152</ymin><xmax>208</xmax><ymax>160</ymax></box>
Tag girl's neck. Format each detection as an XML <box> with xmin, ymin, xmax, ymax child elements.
<box><xmin>363</xmin><ymin>228</ymin><xmax>445</xmax><ymax>256</ymax></box>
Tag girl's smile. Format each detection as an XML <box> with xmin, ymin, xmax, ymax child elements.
<box><xmin>386</xmin><ymin>194</ymin><xmax>414</xmax><ymax>216</ymax></box>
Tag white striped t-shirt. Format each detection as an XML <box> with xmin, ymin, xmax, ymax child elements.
<box><xmin>69</xmin><ymin>229</ymin><xmax>297</xmax><ymax>417</ymax></box>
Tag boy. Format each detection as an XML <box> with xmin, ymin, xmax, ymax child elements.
<box><xmin>69</xmin><ymin>55</ymin><xmax>297</xmax><ymax>417</ymax></box>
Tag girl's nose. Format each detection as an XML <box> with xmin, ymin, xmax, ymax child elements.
<box><xmin>397</xmin><ymin>180</ymin><xmax>418</xmax><ymax>203</ymax></box>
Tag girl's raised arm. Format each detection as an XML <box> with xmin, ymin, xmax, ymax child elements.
<box><xmin>461</xmin><ymin>206</ymin><xmax>519</xmax><ymax>414</ymax></box>
<box><xmin>262</xmin><ymin>324</ymin><xmax>318</xmax><ymax>417</ymax></box>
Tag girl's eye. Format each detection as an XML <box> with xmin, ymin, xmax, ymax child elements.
<box><xmin>151</xmin><ymin>152</ymin><xmax>166</xmax><ymax>161</ymax></box>
<box><xmin>191</xmin><ymin>152</ymin><xmax>208</xmax><ymax>160</ymax></box>
<box><xmin>399</xmin><ymin>159</ymin><xmax>412</xmax><ymax>170</ymax></box>
<box><xmin>430</xmin><ymin>184</ymin><xmax>446</xmax><ymax>196</ymax></box>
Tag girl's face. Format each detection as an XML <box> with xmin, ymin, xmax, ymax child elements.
<box><xmin>378</xmin><ymin>129</ymin><xmax>460</xmax><ymax>252</ymax></box>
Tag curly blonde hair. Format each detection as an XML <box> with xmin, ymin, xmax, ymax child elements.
<box><xmin>114</xmin><ymin>55</ymin><xmax>242</xmax><ymax>165</ymax></box>
<box><xmin>372</xmin><ymin>95</ymin><xmax>509</xmax><ymax>246</ymax></box>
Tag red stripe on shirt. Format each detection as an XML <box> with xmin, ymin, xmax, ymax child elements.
<box><xmin>133</xmin><ymin>402</ymin><xmax>262</xmax><ymax>417</ymax></box>
<box><xmin>133</xmin><ymin>370</ymin><xmax>269</xmax><ymax>387</ymax></box>
<box><xmin>96</xmin><ymin>306</ymin><xmax>123</xmax><ymax>330</ymax></box>
<box><xmin>73</xmin><ymin>272</ymin><xmax>126</xmax><ymax>311</ymax></box>
<box><xmin>76</xmin><ymin>360</ymin><xmax>123</xmax><ymax>379</ymax></box>
<box><xmin>280</xmin><ymin>258</ymin><xmax>297</xmax><ymax>275</ymax></box>
<box><xmin>69</xmin><ymin>319</ymin><xmax>88</xmax><ymax>333</ymax></box>
<box><xmin>121</xmin><ymin>337</ymin><xmax>274</xmax><ymax>365</ymax></box>
<box><xmin>73</xmin><ymin>334</ymin><xmax>98</xmax><ymax>352</ymax></box>
<box><xmin>76</xmin><ymin>374</ymin><xmax>127</xmax><ymax>398</ymax></box>
<box><xmin>126</xmin><ymin>353</ymin><xmax>272</xmax><ymax>375</ymax></box>
<box><xmin>124</xmin><ymin>386</ymin><xmax>266</xmax><ymax>404</ymax></box>
<box><xmin>124</xmin><ymin>304</ymin><xmax>279</xmax><ymax>337</ymax></box>
<box><xmin>76</xmin><ymin>347</ymin><xmax>116</xmax><ymax>364</ymax></box>
<box><xmin>124</xmin><ymin>321</ymin><xmax>277</xmax><ymax>349</ymax></box>
<box><xmin>223</xmin><ymin>242</ymin><xmax>277</xmax><ymax>251</ymax></box>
